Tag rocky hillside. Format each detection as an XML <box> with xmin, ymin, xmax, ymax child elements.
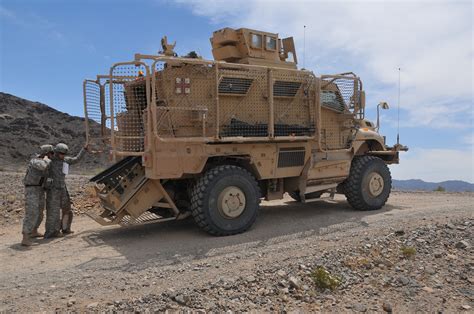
<box><xmin>0</xmin><ymin>92</ymin><xmax>109</xmax><ymax>172</ymax></box>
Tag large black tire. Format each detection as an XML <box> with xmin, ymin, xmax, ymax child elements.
<box><xmin>190</xmin><ymin>165</ymin><xmax>261</xmax><ymax>236</ymax></box>
<box><xmin>289</xmin><ymin>191</ymin><xmax>323</xmax><ymax>202</ymax></box>
<box><xmin>344</xmin><ymin>156</ymin><xmax>392</xmax><ymax>211</ymax></box>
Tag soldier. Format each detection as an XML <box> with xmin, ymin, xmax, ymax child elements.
<box><xmin>44</xmin><ymin>143</ymin><xmax>88</xmax><ymax>238</ymax></box>
<box><xmin>31</xmin><ymin>145</ymin><xmax>55</xmax><ymax>238</ymax></box>
<box><xmin>21</xmin><ymin>145</ymin><xmax>53</xmax><ymax>246</ymax></box>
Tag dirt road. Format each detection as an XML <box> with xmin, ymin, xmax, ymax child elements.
<box><xmin>0</xmin><ymin>191</ymin><xmax>472</xmax><ymax>312</ymax></box>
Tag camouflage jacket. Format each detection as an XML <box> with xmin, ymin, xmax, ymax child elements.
<box><xmin>49</xmin><ymin>148</ymin><xmax>86</xmax><ymax>189</ymax></box>
<box><xmin>23</xmin><ymin>155</ymin><xmax>51</xmax><ymax>186</ymax></box>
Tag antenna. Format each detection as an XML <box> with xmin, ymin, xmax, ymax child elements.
<box><xmin>397</xmin><ymin>67</ymin><xmax>401</xmax><ymax>146</ymax></box>
<box><xmin>303</xmin><ymin>25</ymin><xmax>306</xmax><ymax>69</ymax></box>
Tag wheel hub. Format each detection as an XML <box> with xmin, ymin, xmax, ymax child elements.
<box><xmin>217</xmin><ymin>186</ymin><xmax>246</xmax><ymax>218</ymax></box>
<box><xmin>368</xmin><ymin>172</ymin><xmax>384</xmax><ymax>197</ymax></box>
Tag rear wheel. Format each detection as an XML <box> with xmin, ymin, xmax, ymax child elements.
<box><xmin>344</xmin><ymin>156</ymin><xmax>391</xmax><ymax>211</ymax></box>
<box><xmin>190</xmin><ymin>165</ymin><xmax>260</xmax><ymax>236</ymax></box>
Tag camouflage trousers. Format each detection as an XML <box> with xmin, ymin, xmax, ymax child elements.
<box><xmin>34</xmin><ymin>198</ymin><xmax>45</xmax><ymax>231</ymax></box>
<box><xmin>22</xmin><ymin>186</ymin><xmax>45</xmax><ymax>234</ymax></box>
<box><xmin>60</xmin><ymin>188</ymin><xmax>73</xmax><ymax>232</ymax></box>
<box><xmin>35</xmin><ymin>206</ymin><xmax>44</xmax><ymax>230</ymax></box>
<box><xmin>45</xmin><ymin>187</ymin><xmax>73</xmax><ymax>237</ymax></box>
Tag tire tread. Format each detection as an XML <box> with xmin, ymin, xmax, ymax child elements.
<box><xmin>344</xmin><ymin>156</ymin><xmax>391</xmax><ymax>211</ymax></box>
<box><xmin>190</xmin><ymin>165</ymin><xmax>260</xmax><ymax>236</ymax></box>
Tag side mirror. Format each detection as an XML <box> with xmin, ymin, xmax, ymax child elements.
<box><xmin>379</xmin><ymin>101</ymin><xmax>389</xmax><ymax>110</ymax></box>
<box><xmin>376</xmin><ymin>101</ymin><xmax>390</xmax><ymax>131</ymax></box>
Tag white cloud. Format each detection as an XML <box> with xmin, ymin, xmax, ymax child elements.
<box><xmin>390</xmin><ymin>148</ymin><xmax>474</xmax><ymax>182</ymax></box>
<box><xmin>463</xmin><ymin>133</ymin><xmax>474</xmax><ymax>145</ymax></box>
<box><xmin>173</xmin><ymin>0</ymin><xmax>243</xmax><ymax>23</ymax></box>
<box><xmin>385</xmin><ymin>99</ymin><xmax>473</xmax><ymax>129</ymax></box>
<box><xmin>174</xmin><ymin>0</ymin><xmax>473</xmax><ymax>129</ymax></box>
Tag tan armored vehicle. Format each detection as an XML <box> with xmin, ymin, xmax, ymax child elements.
<box><xmin>83</xmin><ymin>27</ymin><xmax>407</xmax><ymax>235</ymax></box>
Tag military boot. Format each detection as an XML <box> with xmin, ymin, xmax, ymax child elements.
<box><xmin>21</xmin><ymin>233</ymin><xmax>32</xmax><ymax>246</ymax></box>
<box><xmin>30</xmin><ymin>229</ymin><xmax>44</xmax><ymax>238</ymax></box>
<box><xmin>44</xmin><ymin>231</ymin><xmax>64</xmax><ymax>239</ymax></box>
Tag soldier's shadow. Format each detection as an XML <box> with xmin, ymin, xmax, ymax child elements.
<box><xmin>9</xmin><ymin>235</ymin><xmax>72</xmax><ymax>249</ymax></box>
<box><xmin>9</xmin><ymin>243</ymin><xmax>34</xmax><ymax>251</ymax></box>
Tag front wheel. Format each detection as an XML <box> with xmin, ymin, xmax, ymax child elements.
<box><xmin>190</xmin><ymin>165</ymin><xmax>260</xmax><ymax>236</ymax></box>
<box><xmin>343</xmin><ymin>156</ymin><xmax>392</xmax><ymax>211</ymax></box>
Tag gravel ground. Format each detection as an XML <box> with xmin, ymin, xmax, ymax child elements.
<box><xmin>0</xmin><ymin>174</ymin><xmax>472</xmax><ymax>312</ymax></box>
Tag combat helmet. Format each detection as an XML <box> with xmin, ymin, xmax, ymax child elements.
<box><xmin>54</xmin><ymin>143</ymin><xmax>69</xmax><ymax>154</ymax></box>
<box><xmin>40</xmin><ymin>144</ymin><xmax>54</xmax><ymax>155</ymax></box>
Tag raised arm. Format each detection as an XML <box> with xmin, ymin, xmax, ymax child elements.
<box><xmin>64</xmin><ymin>146</ymin><xmax>87</xmax><ymax>165</ymax></box>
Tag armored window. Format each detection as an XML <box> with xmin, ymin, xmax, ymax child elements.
<box><xmin>219</xmin><ymin>77</ymin><xmax>253</xmax><ymax>95</ymax></box>
<box><xmin>250</xmin><ymin>33</ymin><xmax>263</xmax><ymax>49</ymax></box>
<box><xmin>273</xmin><ymin>81</ymin><xmax>301</xmax><ymax>97</ymax></box>
<box><xmin>321</xmin><ymin>90</ymin><xmax>345</xmax><ymax>112</ymax></box>
<box><xmin>265</xmin><ymin>36</ymin><xmax>277</xmax><ymax>51</ymax></box>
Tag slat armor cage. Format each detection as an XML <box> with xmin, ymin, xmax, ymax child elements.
<box><xmin>83</xmin><ymin>57</ymin><xmax>364</xmax><ymax>156</ymax></box>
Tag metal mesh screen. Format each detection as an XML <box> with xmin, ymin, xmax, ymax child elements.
<box><xmin>103</xmin><ymin>82</ymin><xmax>112</xmax><ymax>130</ymax></box>
<box><xmin>120</xmin><ymin>211</ymin><xmax>164</xmax><ymax>226</ymax></box>
<box><xmin>218</xmin><ymin>67</ymin><xmax>269</xmax><ymax>137</ymax></box>
<box><xmin>110</xmin><ymin>64</ymin><xmax>148</xmax><ymax>152</ymax></box>
<box><xmin>273</xmin><ymin>70</ymin><xmax>316</xmax><ymax>137</ymax></box>
<box><xmin>277</xmin><ymin>147</ymin><xmax>306</xmax><ymax>167</ymax></box>
<box><xmin>273</xmin><ymin>81</ymin><xmax>301</xmax><ymax>97</ymax></box>
<box><xmin>321</xmin><ymin>90</ymin><xmax>345</xmax><ymax>112</ymax></box>
<box><xmin>321</xmin><ymin>77</ymin><xmax>359</xmax><ymax>111</ymax></box>
<box><xmin>320</xmin><ymin>76</ymin><xmax>359</xmax><ymax>149</ymax></box>
<box><xmin>218</xmin><ymin>77</ymin><xmax>253</xmax><ymax>94</ymax></box>
<box><xmin>152</xmin><ymin>62</ymin><xmax>215</xmax><ymax>138</ymax></box>
<box><xmin>148</xmin><ymin>60</ymin><xmax>317</xmax><ymax>141</ymax></box>
<box><xmin>84</xmin><ymin>80</ymin><xmax>110</xmax><ymax>151</ymax></box>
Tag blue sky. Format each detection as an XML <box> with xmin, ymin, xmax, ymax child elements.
<box><xmin>1</xmin><ymin>0</ymin><xmax>473</xmax><ymax>182</ymax></box>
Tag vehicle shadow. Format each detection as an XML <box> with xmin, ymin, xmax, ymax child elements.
<box><xmin>81</xmin><ymin>198</ymin><xmax>395</xmax><ymax>269</ymax></box>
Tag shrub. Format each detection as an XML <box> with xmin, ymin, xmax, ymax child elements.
<box><xmin>311</xmin><ymin>266</ymin><xmax>342</xmax><ymax>290</ymax></box>
<box><xmin>400</xmin><ymin>246</ymin><xmax>416</xmax><ymax>258</ymax></box>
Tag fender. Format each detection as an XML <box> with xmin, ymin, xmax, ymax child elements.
<box><xmin>352</xmin><ymin>128</ymin><xmax>386</xmax><ymax>154</ymax></box>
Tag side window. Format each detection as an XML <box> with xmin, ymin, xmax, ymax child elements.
<box><xmin>250</xmin><ymin>33</ymin><xmax>263</xmax><ymax>49</ymax></box>
<box><xmin>265</xmin><ymin>36</ymin><xmax>277</xmax><ymax>50</ymax></box>
<box><xmin>321</xmin><ymin>90</ymin><xmax>346</xmax><ymax>112</ymax></box>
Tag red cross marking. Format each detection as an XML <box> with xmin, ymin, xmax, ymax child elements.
<box><xmin>175</xmin><ymin>77</ymin><xmax>191</xmax><ymax>94</ymax></box>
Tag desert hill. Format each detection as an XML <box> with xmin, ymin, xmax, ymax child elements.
<box><xmin>393</xmin><ymin>179</ymin><xmax>474</xmax><ymax>192</ymax></box>
<box><xmin>0</xmin><ymin>92</ymin><xmax>109</xmax><ymax>172</ymax></box>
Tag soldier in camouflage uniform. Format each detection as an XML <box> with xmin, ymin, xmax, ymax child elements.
<box><xmin>44</xmin><ymin>143</ymin><xmax>87</xmax><ymax>238</ymax></box>
<box><xmin>30</xmin><ymin>145</ymin><xmax>54</xmax><ymax>238</ymax></box>
<box><xmin>22</xmin><ymin>145</ymin><xmax>53</xmax><ymax>246</ymax></box>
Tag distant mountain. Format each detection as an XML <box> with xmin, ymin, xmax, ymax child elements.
<box><xmin>393</xmin><ymin>179</ymin><xmax>474</xmax><ymax>192</ymax></box>
<box><xmin>0</xmin><ymin>92</ymin><xmax>109</xmax><ymax>172</ymax></box>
